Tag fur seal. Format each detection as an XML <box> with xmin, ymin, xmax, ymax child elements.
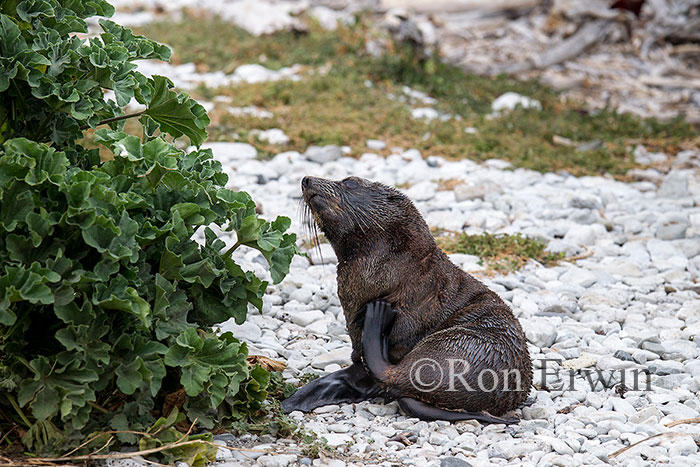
<box><xmin>282</xmin><ymin>176</ymin><xmax>532</xmax><ymax>423</ymax></box>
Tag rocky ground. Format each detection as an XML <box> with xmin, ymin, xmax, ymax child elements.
<box><xmin>101</xmin><ymin>1</ymin><xmax>700</xmax><ymax>466</ymax></box>
<box><xmin>198</xmin><ymin>137</ymin><xmax>700</xmax><ymax>467</ymax></box>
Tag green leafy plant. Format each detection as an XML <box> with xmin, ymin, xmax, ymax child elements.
<box><xmin>0</xmin><ymin>0</ymin><xmax>297</xmax><ymax>459</ymax></box>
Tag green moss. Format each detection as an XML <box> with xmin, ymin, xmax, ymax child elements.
<box><xmin>434</xmin><ymin>232</ymin><xmax>564</xmax><ymax>273</ymax></box>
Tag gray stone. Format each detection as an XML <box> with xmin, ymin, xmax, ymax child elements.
<box><xmin>563</xmin><ymin>225</ymin><xmax>597</xmax><ymax>246</ymax></box>
<box><xmin>366</xmin><ymin>139</ymin><xmax>387</xmax><ymax>150</ymax></box>
<box><xmin>304</xmin><ymin>145</ymin><xmax>343</xmax><ymax>163</ymax></box>
<box><xmin>258</xmin><ymin>454</ymin><xmax>297</xmax><ymax>467</ymax></box>
<box><xmin>647</xmin><ymin>239</ymin><xmax>688</xmax><ymax>270</ymax></box>
<box><xmin>613</xmin><ymin>350</ymin><xmax>634</xmax><ymax>361</ymax></box>
<box><xmin>440</xmin><ymin>457</ymin><xmax>473</xmax><ymax>467</ymax></box>
<box><xmin>313</xmin><ymin>404</ymin><xmax>340</xmax><ymax>414</ymax></box>
<box><xmin>217</xmin><ymin>320</ymin><xmax>261</xmax><ymax>343</ymax></box>
<box><xmin>668</xmin><ymin>436</ymin><xmax>699</xmax><ymax>456</ymax></box>
<box><xmin>522</xmin><ymin>406</ymin><xmax>555</xmax><ymax>420</ymax></box>
<box><xmin>311</xmin><ymin>347</ymin><xmax>351</xmax><ymax>369</ymax></box>
<box><xmin>570</xmin><ymin>194</ymin><xmax>602</xmax><ymax>210</ymax></box>
<box><xmin>656</xmin><ymin>213</ymin><xmax>689</xmax><ymax>240</ymax></box>
<box><xmin>629</xmin><ymin>406</ymin><xmax>663</xmax><ymax>424</ymax></box>
<box><xmin>321</xmin><ymin>433</ymin><xmax>353</xmax><ymax>447</ymax></box>
<box><xmin>559</xmin><ymin>266</ymin><xmax>598</xmax><ymax>287</ymax></box>
<box><xmin>492</xmin><ymin>92</ymin><xmax>542</xmax><ymax>112</ymax></box>
<box><xmin>454</xmin><ymin>182</ymin><xmax>503</xmax><ymax>201</ymax></box>
<box><xmin>308</xmin><ymin>243</ymin><xmax>337</xmax><ymax>265</ymax></box>
<box><xmin>429</xmin><ymin>432</ymin><xmax>449</xmax><ymax>445</ymax></box>
<box><xmin>367</xmin><ymin>402</ymin><xmax>399</xmax><ymax>416</ymax></box>
<box><xmin>291</xmin><ymin>310</ymin><xmax>325</xmax><ymax>327</ymax></box>
<box><xmin>411</xmin><ymin>107</ymin><xmax>439</xmax><ymax>120</ymax></box>
<box><xmin>658</xmin><ymin>171</ymin><xmax>689</xmax><ymax>198</ymax></box>
<box><xmin>202</xmin><ymin>142</ymin><xmax>257</xmax><ymax>160</ymax></box>
<box><xmin>105</xmin><ymin>458</ymin><xmax>149</xmax><ymax>467</ymax></box>
<box><xmin>254</xmin><ymin>128</ymin><xmax>289</xmax><ymax>145</ymax></box>
<box><xmin>648</xmin><ymin>360</ymin><xmax>685</xmax><ymax>375</ymax></box>
<box><xmin>522</xmin><ymin>317</ymin><xmax>558</xmax><ymax>348</ymax></box>
<box><xmin>611</xmin><ymin>398</ymin><xmax>636</xmax><ymax>417</ymax></box>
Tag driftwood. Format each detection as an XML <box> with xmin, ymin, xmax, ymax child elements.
<box><xmin>388</xmin><ymin>0</ymin><xmax>700</xmax><ymax>121</ymax></box>
<box><xmin>462</xmin><ymin>18</ymin><xmax>617</xmax><ymax>75</ymax></box>
<box><xmin>639</xmin><ymin>75</ymin><xmax>700</xmax><ymax>90</ymax></box>
<box><xmin>380</xmin><ymin>0</ymin><xmax>538</xmax><ymax>14</ymax></box>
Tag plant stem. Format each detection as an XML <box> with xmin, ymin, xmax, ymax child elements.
<box><xmin>80</xmin><ymin>110</ymin><xmax>146</xmax><ymax>131</ymax></box>
<box><xmin>5</xmin><ymin>394</ymin><xmax>31</xmax><ymax>428</ymax></box>
<box><xmin>88</xmin><ymin>401</ymin><xmax>110</xmax><ymax>414</ymax></box>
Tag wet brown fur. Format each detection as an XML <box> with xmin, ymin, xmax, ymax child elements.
<box><xmin>301</xmin><ymin>176</ymin><xmax>532</xmax><ymax>415</ymax></box>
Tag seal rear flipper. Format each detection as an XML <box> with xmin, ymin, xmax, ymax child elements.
<box><xmin>281</xmin><ymin>363</ymin><xmax>383</xmax><ymax>413</ymax></box>
<box><xmin>397</xmin><ymin>397</ymin><xmax>519</xmax><ymax>425</ymax></box>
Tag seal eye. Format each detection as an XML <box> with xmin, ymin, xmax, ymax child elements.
<box><xmin>344</xmin><ymin>179</ymin><xmax>359</xmax><ymax>189</ymax></box>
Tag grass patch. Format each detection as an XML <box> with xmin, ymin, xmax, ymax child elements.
<box><xmin>136</xmin><ymin>15</ymin><xmax>698</xmax><ymax>176</ymax></box>
<box><xmin>434</xmin><ymin>231</ymin><xmax>564</xmax><ymax>273</ymax></box>
<box><xmin>141</xmin><ymin>13</ymin><xmax>366</xmax><ymax>72</ymax></box>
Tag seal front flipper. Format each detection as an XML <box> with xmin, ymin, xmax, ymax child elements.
<box><xmin>281</xmin><ymin>363</ymin><xmax>382</xmax><ymax>413</ymax></box>
<box><xmin>397</xmin><ymin>398</ymin><xmax>519</xmax><ymax>425</ymax></box>
<box><xmin>361</xmin><ymin>300</ymin><xmax>397</xmax><ymax>379</ymax></box>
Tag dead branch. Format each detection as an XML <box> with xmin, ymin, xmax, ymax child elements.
<box><xmin>464</xmin><ymin>19</ymin><xmax>617</xmax><ymax>75</ymax></box>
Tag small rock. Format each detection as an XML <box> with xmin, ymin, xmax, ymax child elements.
<box><xmin>613</xmin><ymin>350</ymin><xmax>634</xmax><ymax>362</ymax></box>
<box><xmin>411</xmin><ymin>107</ymin><xmax>439</xmax><ymax>121</ymax></box>
<box><xmin>258</xmin><ymin>454</ymin><xmax>297</xmax><ymax>467</ymax></box>
<box><xmin>563</xmin><ymin>225</ymin><xmax>597</xmax><ymax>246</ymax></box>
<box><xmin>202</xmin><ymin>142</ymin><xmax>257</xmax><ymax>160</ymax></box>
<box><xmin>321</xmin><ymin>433</ymin><xmax>352</xmax><ymax>447</ymax></box>
<box><xmin>648</xmin><ymin>360</ymin><xmax>684</xmax><ymax>375</ymax></box>
<box><xmin>491</xmin><ymin>92</ymin><xmax>542</xmax><ymax>112</ymax></box>
<box><xmin>647</xmin><ymin>239</ymin><xmax>688</xmax><ymax>270</ymax></box>
<box><xmin>440</xmin><ymin>457</ymin><xmax>473</xmax><ymax>467</ymax></box>
<box><xmin>562</xmin><ymin>354</ymin><xmax>597</xmax><ymax>370</ymax></box>
<box><xmin>366</xmin><ymin>139</ymin><xmax>387</xmax><ymax>150</ymax></box>
<box><xmin>570</xmin><ymin>194</ymin><xmax>602</xmax><ymax>210</ymax></box>
<box><xmin>311</xmin><ymin>347</ymin><xmax>352</xmax><ymax>369</ymax></box>
<box><xmin>522</xmin><ymin>317</ymin><xmax>558</xmax><ymax>348</ymax></box>
<box><xmin>656</xmin><ymin>213</ymin><xmax>689</xmax><ymax>240</ymax></box>
<box><xmin>668</xmin><ymin>435</ymin><xmax>699</xmax><ymax>456</ymax></box>
<box><xmin>304</xmin><ymin>145</ymin><xmax>343</xmax><ymax>164</ymax></box>
<box><xmin>629</xmin><ymin>406</ymin><xmax>663</xmax><ymax>424</ymax></box>
<box><xmin>291</xmin><ymin>310</ymin><xmax>325</xmax><ymax>327</ymax></box>
<box><xmin>308</xmin><ymin>243</ymin><xmax>337</xmax><ymax>265</ymax></box>
<box><xmin>367</xmin><ymin>402</ymin><xmax>399</xmax><ymax>416</ymax></box>
<box><xmin>217</xmin><ymin>320</ymin><xmax>262</xmax><ymax>343</ymax></box>
<box><xmin>306</xmin><ymin>320</ymin><xmax>328</xmax><ymax>334</ymax></box>
<box><xmin>454</xmin><ymin>182</ymin><xmax>503</xmax><ymax>201</ymax></box>
<box><xmin>308</xmin><ymin>6</ymin><xmax>343</xmax><ymax>31</ymax></box>
<box><xmin>313</xmin><ymin>404</ymin><xmax>340</xmax><ymax>414</ymax></box>
<box><xmin>559</xmin><ymin>266</ymin><xmax>598</xmax><ymax>287</ymax></box>
<box><xmin>429</xmin><ymin>432</ymin><xmax>450</xmax><ymax>445</ymax></box>
<box><xmin>522</xmin><ymin>406</ymin><xmax>555</xmax><ymax>420</ymax></box>
<box><xmin>254</xmin><ymin>128</ymin><xmax>290</xmax><ymax>145</ymax></box>
<box><xmin>658</xmin><ymin>171</ymin><xmax>689</xmax><ymax>198</ymax></box>
<box><xmin>611</xmin><ymin>398</ymin><xmax>636</xmax><ymax>417</ymax></box>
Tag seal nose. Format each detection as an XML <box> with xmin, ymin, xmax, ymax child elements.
<box><xmin>301</xmin><ymin>176</ymin><xmax>311</xmax><ymax>190</ymax></box>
